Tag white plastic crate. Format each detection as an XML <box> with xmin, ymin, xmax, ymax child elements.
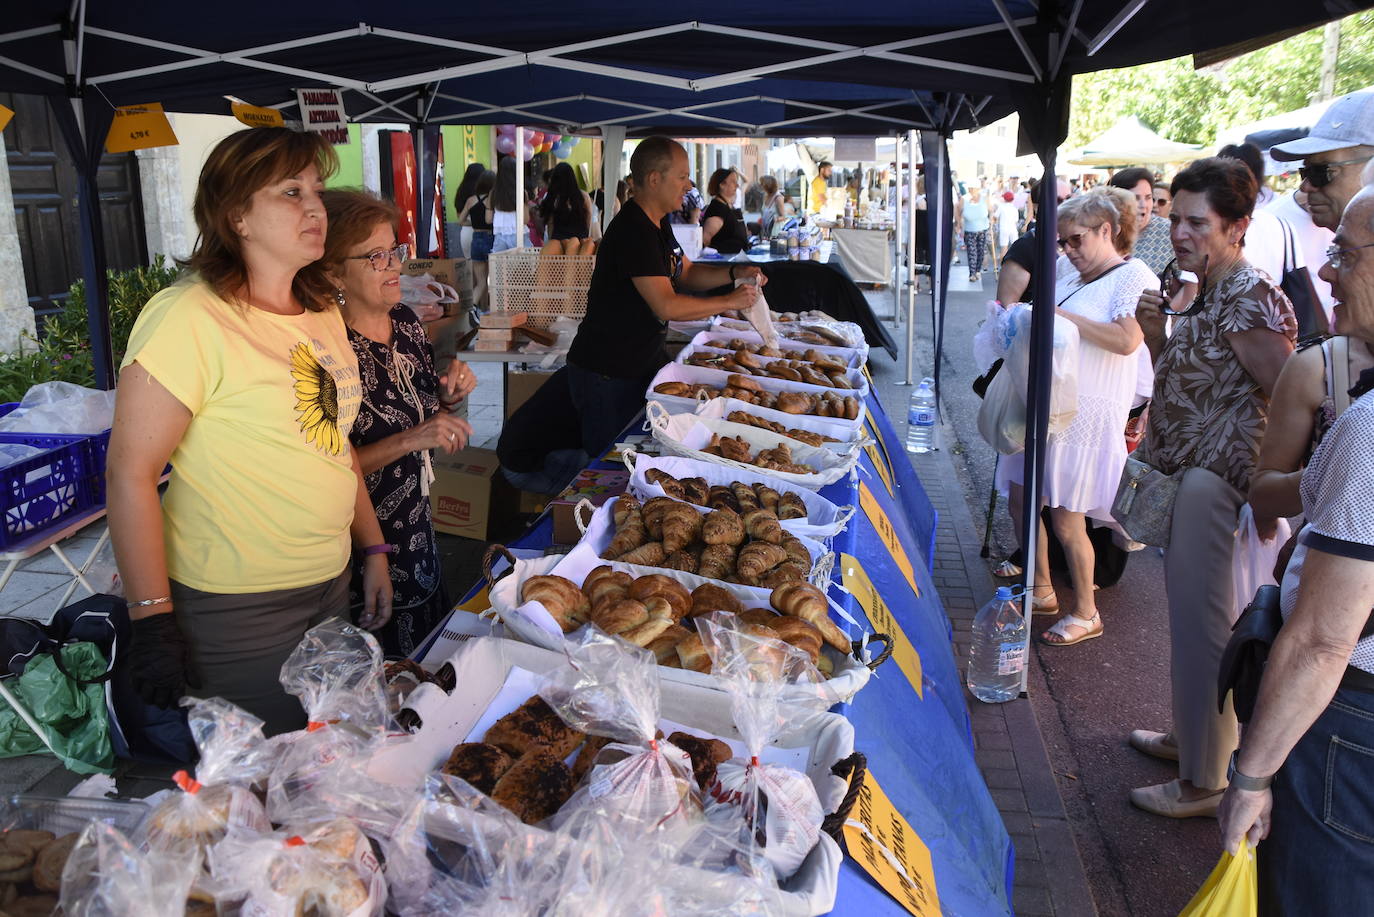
<box><xmin>488</xmin><ymin>247</ymin><xmax>595</xmax><ymax>329</ymax></box>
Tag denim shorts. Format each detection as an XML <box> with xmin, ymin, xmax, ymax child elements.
<box><xmin>469</xmin><ymin>230</ymin><xmax>495</xmax><ymax>262</ymax></box>
<box><xmin>493</xmin><ymin>232</ymin><xmax>518</xmax><ymax>253</ymax></box>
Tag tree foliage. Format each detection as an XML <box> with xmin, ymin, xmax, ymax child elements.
<box><xmin>1068</xmin><ymin>11</ymin><xmax>1374</xmax><ymax>149</ymax></box>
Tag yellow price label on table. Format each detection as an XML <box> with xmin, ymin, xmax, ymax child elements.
<box><xmin>858</xmin><ymin>480</ymin><xmax>920</xmax><ymax>598</ymax></box>
<box><xmin>456</xmin><ymin>584</ymin><xmax>492</xmax><ymax>613</ymax></box>
<box><xmin>104</xmin><ymin>102</ymin><xmax>178</xmax><ymax>153</ymax></box>
<box><xmin>840</xmin><ymin>553</ymin><xmax>923</xmax><ymax>698</ymax></box>
<box><xmin>863</xmin><ymin>406</ymin><xmax>896</xmax><ymax>497</ymax></box>
<box><xmin>843</xmin><ymin>768</ymin><xmax>942</xmax><ymax>917</ymax></box>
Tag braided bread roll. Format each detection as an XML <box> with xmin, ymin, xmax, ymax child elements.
<box><xmin>628</xmin><ymin>574</ymin><xmax>691</xmax><ymax>622</ymax></box>
<box><xmin>592</xmin><ymin>597</ymin><xmax>648</xmax><ymax>635</ymax></box>
<box><xmin>583</xmin><ymin>567</ymin><xmax>633</xmax><ymax>610</ymax></box>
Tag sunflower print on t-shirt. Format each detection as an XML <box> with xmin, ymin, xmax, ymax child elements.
<box><xmin>289</xmin><ymin>341</ymin><xmax>345</xmax><ymax>454</ymax></box>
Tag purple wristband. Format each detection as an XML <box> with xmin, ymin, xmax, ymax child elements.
<box><xmin>363</xmin><ymin>544</ymin><xmax>394</xmax><ymax>556</ymax></box>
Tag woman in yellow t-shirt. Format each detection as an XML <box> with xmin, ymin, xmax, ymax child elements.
<box><xmin>107</xmin><ymin>128</ymin><xmax>393</xmax><ymax>736</ymax></box>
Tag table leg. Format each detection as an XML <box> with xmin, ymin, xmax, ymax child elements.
<box><xmin>0</xmin><ymin>557</ymin><xmax>21</xmax><ymax>594</ymax></box>
<box><xmin>50</xmin><ymin>528</ymin><xmax>108</xmax><ymax>609</ymax></box>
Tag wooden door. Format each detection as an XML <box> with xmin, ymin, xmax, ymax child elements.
<box><xmin>3</xmin><ymin>92</ymin><xmax>147</xmax><ymax>324</ymax></box>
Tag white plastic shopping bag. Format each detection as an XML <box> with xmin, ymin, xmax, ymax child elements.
<box><xmin>1231</xmin><ymin>503</ymin><xmax>1291</xmax><ymax>625</ymax></box>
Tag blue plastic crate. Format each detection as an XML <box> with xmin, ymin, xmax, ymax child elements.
<box><xmin>0</xmin><ymin>431</ymin><xmax>102</xmax><ymax>549</ymax></box>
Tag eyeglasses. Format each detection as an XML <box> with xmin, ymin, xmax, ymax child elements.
<box><xmin>1299</xmin><ymin>156</ymin><xmax>1374</xmax><ymax>189</ymax></box>
<box><xmin>1057</xmin><ymin>232</ymin><xmax>1086</xmax><ymax>251</ymax></box>
<box><xmin>1153</xmin><ymin>197</ymin><xmax>1170</xmax><ymax>207</ymax></box>
<box><xmin>345</xmin><ymin>242</ymin><xmax>410</xmax><ymax>271</ymax></box>
<box><xmin>1159</xmin><ymin>255</ymin><xmax>1209</xmax><ymax>317</ymax></box>
<box><xmin>1325</xmin><ymin>242</ymin><xmax>1374</xmax><ymax>270</ymax></box>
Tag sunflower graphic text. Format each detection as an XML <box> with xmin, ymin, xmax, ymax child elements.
<box><xmin>289</xmin><ymin>342</ymin><xmax>344</xmax><ymax>454</ymax></box>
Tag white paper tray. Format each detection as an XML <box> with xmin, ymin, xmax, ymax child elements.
<box><xmin>675</xmin><ymin>342</ymin><xmax>869</xmax><ymax>398</ymax></box>
<box><xmin>710</xmin><ymin>316</ymin><xmax>869</xmax><ymax>360</ymax></box>
<box><xmin>646</xmin><ymin>363</ymin><xmax>866</xmax><ymax>418</ymax></box>
<box><xmin>482</xmin><ymin>553</ymin><xmax>871</xmax><ymax>703</ymax></box>
<box><xmin>370</xmin><ymin>635</ymin><xmax>851</xmax><ymax>915</ymax></box>
<box><xmin>647</xmin><ymin>402</ymin><xmax>857</xmax><ymax>490</ymax></box>
<box><xmin>690</xmin><ymin>397</ymin><xmax>870</xmax><ymax>454</ymax></box>
<box><xmin>623</xmin><ymin>450</ymin><xmax>855</xmax><ymax>542</ymax></box>
<box><xmin>683</xmin><ymin>329</ymin><xmax>865</xmax><ymax>369</ymax></box>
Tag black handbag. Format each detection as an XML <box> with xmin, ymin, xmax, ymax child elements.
<box><xmin>1217</xmin><ymin>585</ymin><xmax>1283</xmax><ymax>724</ymax></box>
<box><xmin>1279</xmin><ymin>218</ymin><xmax>1325</xmax><ymax>338</ymax></box>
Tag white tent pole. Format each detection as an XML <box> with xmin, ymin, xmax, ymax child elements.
<box><xmin>905</xmin><ymin>128</ymin><xmax>921</xmax><ymax>385</ymax></box>
<box><xmin>601</xmin><ymin>126</ymin><xmax>627</xmax><ymax>232</ymax></box>
<box><xmin>514</xmin><ymin>127</ymin><xmax>525</xmax><ymax>248</ymax></box>
<box><xmin>893</xmin><ymin>134</ymin><xmax>903</xmax><ymax>326</ymax></box>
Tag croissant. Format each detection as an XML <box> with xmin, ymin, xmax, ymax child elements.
<box><xmin>697</xmin><ymin>543</ymin><xmax>736</xmax><ymax>581</ymax></box>
<box><xmin>660</xmin><ymin>503</ymin><xmax>703</xmax><ymax>555</ymax></box>
<box><xmin>731</xmin><ymin>482</ymin><xmax>760</xmax><ymax>513</ymax></box>
<box><xmin>617</xmin><ymin>541</ymin><xmax>666</xmax><ymax>567</ymax></box>
<box><xmin>702</xmin><ymin>508</ymin><xmax>745</xmax><ymax>546</ymax></box>
<box><xmin>736</xmin><ymin>542</ymin><xmax>788</xmax><ymax>584</ymax></box>
<box><xmin>708</xmin><ymin>485</ymin><xmax>742</xmax><ymax>513</ymax></box>
<box><xmin>777</xmin><ymin>491</ymin><xmax>807</xmax><ymax>520</ymax></box>
<box><xmin>604</xmin><ymin>498</ymin><xmax>648</xmax><ymax>559</ymax></box>
<box><xmin>768</xmin><ymin>616</ymin><xmax>824</xmax><ymax>663</ymax></box>
<box><xmin>662</xmin><ymin>549</ymin><xmax>699</xmax><ymax>574</ymax></box>
<box><xmin>646</xmin><ymin>469</ymin><xmax>687</xmax><ymax>500</ymax></box>
<box><xmin>689</xmin><ymin>582</ymin><xmax>744</xmax><ymax>619</ymax></box>
<box><xmin>641</xmin><ymin>497</ymin><xmax>678</xmax><ymax>540</ymax></box>
<box><xmin>754</xmin><ymin>484</ymin><xmax>781</xmax><ymax>513</ymax></box>
<box><xmin>771</xmin><ymin>581</ymin><xmax>849</xmax><ymax>651</ymax></box>
<box><xmin>646</xmin><ymin>624</ymin><xmax>692</xmax><ymax>665</ymax></box>
<box><xmin>521</xmin><ymin>575</ymin><xmax>591</xmax><ymax>632</ymax></box>
<box><xmin>681</xmin><ymin>477</ymin><xmax>710</xmax><ymax>505</ymax></box>
<box><xmin>780</xmin><ymin>533</ymin><xmax>811</xmax><ymax>570</ymax></box>
<box><xmin>742</xmin><ymin>508</ymin><xmax>784</xmax><ymax>545</ymax></box>
<box><xmin>628</xmin><ymin>574</ymin><xmax>692</xmax><ymax>622</ymax></box>
<box><xmin>760</xmin><ymin>563</ymin><xmax>807</xmax><ymax>589</ymax></box>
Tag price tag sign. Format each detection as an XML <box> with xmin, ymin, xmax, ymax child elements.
<box><xmin>863</xmin><ymin>406</ymin><xmax>896</xmax><ymax>497</ymax></box>
<box><xmin>842</xmin><ymin>768</ymin><xmax>942</xmax><ymax>916</ymax></box>
<box><xmin>840</xmin><ymin>553</ymin><xmax>923</xmax><ymax>697</ymax></box>
<box><xmin>104</xmin><ymin>103</ymin><xmax>178</xmax><ymax>153</ymax></box>
<box><xmin>456</xmin><ymin>585</ymin><xmax>491</xmax><ymax>613</ymax></box>
<box><xmin>0</xmin><ymin>104</ymin><xmax>14</xmax><ymax>134</ymax></box>
<box><xmin>858</xmin><ymin>480</ymin><xmax>920</xmax><ymax>598</ymax></box>
<box><xmin>231</xmin><ymin>100</ymin><xmax>285</xmax><ymax>129</ymax></box>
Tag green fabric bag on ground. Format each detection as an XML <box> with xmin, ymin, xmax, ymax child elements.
<box><xmin>0</xmin><ymin>642</ymin><xmax>114</xmax><ymax>774</ymax></box>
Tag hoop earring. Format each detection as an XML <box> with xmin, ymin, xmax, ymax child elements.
<box><xmin>334</xmin><ymin>288</ymin><xmax>346</xmax><ymax>308</ymax></box>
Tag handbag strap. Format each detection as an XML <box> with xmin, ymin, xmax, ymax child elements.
<box><xmin>1333</xmin><ymin>335</ymin><xmax>1352</xmax><ymax>416</ymax></box>
<box><xmin>1280</xmin><ymin>218</ymin><xmax>1297</xmax><ymax>273</ymax></box>
<box><xmin>1055</xmin><ymin>259</ymin><xmax>1128</xmax><ymax>310</ymax></box>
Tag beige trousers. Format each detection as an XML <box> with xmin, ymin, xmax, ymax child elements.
<box><xmin>1165</xmin><ymin>466</ymin><xmax>1243</xmax><ymax>791</ymax></box>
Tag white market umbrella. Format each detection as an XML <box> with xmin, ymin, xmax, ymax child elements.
<box><xmin>1068</xmin><ymin>116</ymin><xmax>1202</xmax><ymax>166</ymax></box>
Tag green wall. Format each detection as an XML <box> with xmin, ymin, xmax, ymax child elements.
<box><xmin>326</xmin><ymin>124</ymin><xmax>365</xmax><ymax>187</ymax></box>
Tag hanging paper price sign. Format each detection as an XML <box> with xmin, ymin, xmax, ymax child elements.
<box><xmin>840</xmin><ymin>553</ymin><xmax>923</xmax><ymax>698</ymax></box>
<box><xmin>0</xmin><ymin>104</ymin><xmax>14</xmax><ymax>133</ymax></box>
<box><xmin>842</xmin><ymin>769</ymin><xmax>942</xmax><ymax>917</ymax></box>
<box><xmin>231</xmin><ymin>100</ymin><xmax>285</xmax><ymax>128</ymax></box>
<box><xmin>104</xmin><ymin>103</ymin><xmax>177</xmax><ymax>154</ymax></box>
<box><xmin>858</xmin><ymin>480</ymin><xmax>919</xmax><ymax>598</ymax></box>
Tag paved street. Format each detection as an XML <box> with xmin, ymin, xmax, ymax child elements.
<box><xmin>883</xmin><ymin>267</ymin><xmax>1218</xmax><ymax>916</ymax></box>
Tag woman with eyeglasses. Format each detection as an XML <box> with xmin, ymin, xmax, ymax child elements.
<box><xmin>107</xmin><ymin>129</ymin><xmax>393</xmax><ymax>736</ymax></box>
<box><xmin>323</xmin><ymin>190</ymin><xmax>478</xmax><ymax>658</ymax></box>
<box><xmin>999</xmin><ymin>189</ymin><xmax>1155</xmax><ymax>647</ymax></box>
<box><xmin>1127</xmin><ymin>157</ymin><xmax>1297</xmax><ymax>819</ymax></box>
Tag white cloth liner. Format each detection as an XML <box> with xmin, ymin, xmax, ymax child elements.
<box><xmin>647</xmin><ymin>402</ymin><xmax>857</xmax><ymax>491</ymax></box>
<box><xmin>623</xmin><ymin>451</ymin><xmax>855</xmax><ymax>542</ymax></box>
<box><xmin>647</xmin><ymin>363</ymin><xmax>867</xmax><ymax>433</ymax></box>
<box><xmin>675</xmin><ymin>341</ymin><xmax>869</xmax><ymax>398</ymax></box>
<box><xmin>483</xmin><ymin>553</ymin><xmax>871</xmax><ymax>703</ymax></box>
<box><xmin>372</xmin><ymin>635</ymin><xmax>849</xmax><ymax>915</ymax></box>
<box><xmin>647</xmin><ymin>361</ymin><xmax>867</xmax><ymax>408</ymax></box>
<box><xmin>690</xmin><ymin>398</ymin><xmax>871</xmax><ymax>454</ymax></box>
<box><xmin>683</xmin><ymin>329</ymin><xmax>865</xmax><ymax>369</ymax></box>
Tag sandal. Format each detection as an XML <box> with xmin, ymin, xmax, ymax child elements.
<box><xmin>1040</xmin><ymin>612</ymin><xmax>1102</xmax><ymax>646</ymax></box>
<box><xmin>992</xmin><ymin>559</ymin><xmax>1023</xmax><ymax>578</ymax></box>
<box><xmin>1029</xmin><ymin>591</ymin><xmax>1059</xmax><ymax>615</ymax></box>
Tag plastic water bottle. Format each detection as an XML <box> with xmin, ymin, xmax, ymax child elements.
<box><xmin>967</xmin><ymin>587</ymin><xmax>1028</xmax><ymax>703</ymax></box>
<box><xmin>906</xmin><ymin>377</ymin><xmax>937</xmax><ymax>453</ymax></box>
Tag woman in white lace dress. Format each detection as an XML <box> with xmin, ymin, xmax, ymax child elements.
<box><xmin>1006</xmin><ymin>189</ymin><xmax>1157</xmax><ymax>646</ymax></box>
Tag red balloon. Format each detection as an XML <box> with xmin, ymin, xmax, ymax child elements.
<box><xmin>527</xmin><ymin>131</ymin><xmax>544</xmax><ymax>146</ymax></box>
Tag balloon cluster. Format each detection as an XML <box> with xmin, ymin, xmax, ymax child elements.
<box><xmin>494</xmin><ymin>124</ymin><xmax>582</xmax><ymax>161</ymax></box>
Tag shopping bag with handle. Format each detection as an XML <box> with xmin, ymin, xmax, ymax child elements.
<box><xmin>1178</xmin><ymin>840</ymin><xmax>1257</xmax><ymax>917</ymax></box>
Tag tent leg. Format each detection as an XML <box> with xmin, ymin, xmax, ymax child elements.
<box><xmin>600</xmin><ymin>127</ymin><xmax>627</xmax><ymax>232</ymax></box>
<box><xmin>892</xmin><ymin>134</ymin><xmax>903</xmax><ymax>326</ymax></box>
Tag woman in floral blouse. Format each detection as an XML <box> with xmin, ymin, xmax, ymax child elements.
<box><xmin>1127</xmin><ymin>158</ymin><xmax>1297</xmax><ymax>820</ymax></box>
<box><xmin>323</xmin><ymin>190</ymin><xmax>478</xmax><ymax>657</ymax></box>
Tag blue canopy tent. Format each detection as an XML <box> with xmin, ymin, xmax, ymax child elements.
<box><xmin>4</xmin><ymin>2</ymin><xmax>1373</xmax><ymax>910</ymax></box>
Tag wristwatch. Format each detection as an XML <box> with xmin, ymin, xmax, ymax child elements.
<box><xmin>1227</xmin><ymin>751</ymin><xmax>1273</xmax><ymax>791</ymax></box>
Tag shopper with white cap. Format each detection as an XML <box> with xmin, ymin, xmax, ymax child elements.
<box><xmin>1269</xmin><ymin>89</ymin><xmax>1374</xmax><ymax>233</ymax></box>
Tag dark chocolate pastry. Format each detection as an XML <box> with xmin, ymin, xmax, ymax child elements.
<box><xmin>490</xmin><ymin>751</ymin><xmax>575</xmax><ymax>825</ymax></box>
<box><xmin>441</xmin><ymin>742</ymin><xmax>515</xmax><ymax>795</ymax></box>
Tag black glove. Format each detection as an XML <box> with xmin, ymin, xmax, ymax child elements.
<box><xmin>128</xmin><ymin>612</ymin><xmax>200</xmax><ymax>708</ymax></box>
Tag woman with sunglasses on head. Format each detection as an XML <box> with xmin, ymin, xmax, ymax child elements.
<box><xmin>999</xmin><ymin>189</ymin><xmax>1156</xmax><ymax>647</ymax></box>
<box><xmin>322</xmin><ymin>190</ymin><xmax>478</xmax><ymax>658</ymax></box>
<box><xmin>107</xmin><ymin>129</ymin><xmax>392</xmax><ymax>737</ymax></box>
<box><xmin>1128</xmin><ymin>157</ymin><xmax>1298</xmax><ymax>819</ymax></box>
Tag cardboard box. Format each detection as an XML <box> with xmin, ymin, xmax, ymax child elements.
<box><xmin>547</xmin><ymin>467</ymin><xmax>629</xmax><ymax>544</ymax></box>
<box><xmin>429</xmin><ymin>446</ymin><xmax>518</xmax><ymax>541</ymax></box>
<box><xmin>482</xmin><ymin>312</ymin><xmax>528</xmax><ymax>329</ymax></box>
<box><xmin>475</xmin><ymin>328</ymin><xmax>517</xmax><ymax>343</ymax></box>
<box><xmin>402</xmin><ymin>258</ymin><xmax>473</xmax><ymax>311</ymax></box>
<box><xmin>504</xmin><ymin>369</ymin><xmax>555</xmax><ymax>420</ymax></box>
<box><xmin>474</xmin><ymin>340</ymin><xmax>515</xmax><ymax>352</ymax></box>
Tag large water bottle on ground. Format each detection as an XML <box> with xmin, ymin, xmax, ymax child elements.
<box><xmin>967</xmin><ymin>586</ymin><xmax>1028</xmax><ymax>703</ymax></box>
<box><xmin>906</xmin><ymin>377</ymin><xmax>937</xmax><ymax>453</ymax></box>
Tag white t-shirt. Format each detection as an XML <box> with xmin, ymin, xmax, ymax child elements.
<box><xmin>1243</xmin><ymin>209</ymin><xmax>1286</xmax><ymax>287</ymax></box>
<box><xmin>1264</xmin><ymin>191</ymin><xmax>1334</xmax><ymax>319</ymax></box>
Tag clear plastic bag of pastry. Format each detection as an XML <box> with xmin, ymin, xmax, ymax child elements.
<box><xmin>61</xmin><ymin>821</ymin><xmax>205</xmax><ymax>917</ymax></box>
<box><xmin>208</xmin><ymin>817</ymin><xmax>386</xmax><ymax>917</ymax></box>
<box><xmin>537</xmin><ymin>628</ymin><xmax>701</xmax><ymax>837</ymax></box>
<box><xmin>145</xmin><ymin>696</ymin><xmax>273</xmax><ymax>855</ymax></box>
<box><xmin>384</xmin><ymin>773</ymin><xmax>530</xmax><ymax>916</ymax></box>
<box><xmin>695</xmin><ymin>612</ymin><xmax>834</xmax><ymax>881</ymax></box>
<box><xmin>266</xmin><ymin>620</ymin><xmax>404</xmax><ymax>835</ymax></box>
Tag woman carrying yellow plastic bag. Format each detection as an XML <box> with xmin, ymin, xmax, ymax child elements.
<box><xmin>1178</xmin><ymin>840</ymin><xmax>1257</xmax><ymax>917</ymax></box>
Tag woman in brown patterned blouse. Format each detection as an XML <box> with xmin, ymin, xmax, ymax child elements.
<box><xmin>1126</xmin><ymin>158</ymin><xmax>1298</xmax><ymax>819</ymax></box>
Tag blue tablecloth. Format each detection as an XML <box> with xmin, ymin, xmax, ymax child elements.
<box><xmin>447</xmin><ymin>395</ymin><xmax>1012</xmax><ymax>916</ymax></box>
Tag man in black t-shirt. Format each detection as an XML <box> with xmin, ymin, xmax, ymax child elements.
<box><xmin>565</xmin><ymin>136</ymin><xmax>763</xmax><ymax>457</ymax></box>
